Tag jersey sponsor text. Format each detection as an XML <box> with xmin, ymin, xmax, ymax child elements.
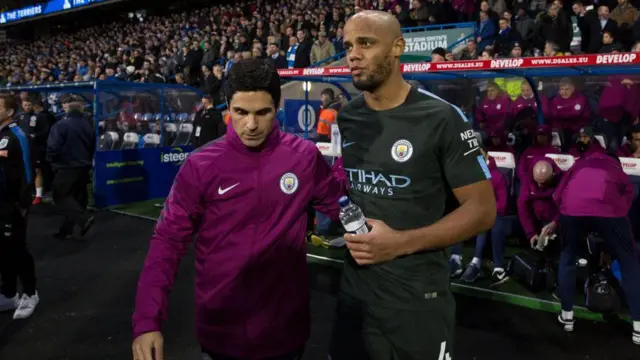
<box><xmin>344</xmin><ymin>168</ymin><xmax>411</xmax><ymax>196</ymax></box>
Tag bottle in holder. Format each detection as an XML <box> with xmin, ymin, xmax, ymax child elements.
<box><xmin>338</xmin><ymin>196</ymin><xmax>369</xmax><ymax>234</ymax></box>
<box><xmin>331</xmin><ymin>123</ymin><xmax>341</xmax><ymax>155</ymax></box>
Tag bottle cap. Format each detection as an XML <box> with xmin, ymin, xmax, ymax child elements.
<box><xmin>578</xmin><ymin>258</ymin><xmax>588</xmax><ymax>267</ymax></box>
<box><xmin>338</xmin><ymin>196</ymin><xmax>350</xmax><ymax>207</ymax></box>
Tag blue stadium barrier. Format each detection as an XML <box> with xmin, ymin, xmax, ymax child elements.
<box><xmin>0</xmin><ymin>80</ymin><xmax>204</xmax><ymax>208</ymax></box>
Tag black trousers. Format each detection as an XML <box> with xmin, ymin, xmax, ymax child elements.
<box><xmin>330</xmin><ymin>290</ymin><xmax>455</xmax><ymax>360</ymax></box>
<box><xmin>52</xmin><ymin>168</ymin><xmax>90</xmax><ymax>233</ymax></box>
<box><xmin>201</xmin><ymin>348</ymin><xmax>304</xmax><ymax>360</ymax></box>
<box><xmin>0</xmin><ymin>207</ymin><xmax>37</xmax><ymax>297</ymax></box>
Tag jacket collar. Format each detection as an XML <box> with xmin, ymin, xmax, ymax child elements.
<box><xmin>226</xmin><ymin>119</ymin><xmax>281</xmax><ymax>156</ymax></box>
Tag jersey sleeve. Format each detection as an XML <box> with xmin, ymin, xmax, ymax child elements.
<box><xmin>438</xmin><ymin>104</ymin><xmax>491</xmax><ymax>189</ymax></box>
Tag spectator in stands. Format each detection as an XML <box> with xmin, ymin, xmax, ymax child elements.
<box><xmin>480</xmin><ymin>0</ymin><xmax>500</xmax><ymax>26</ymax></box>
<box><xmin>597</xmin><ymin>5</ymin><xmax>619</xmax><ymax>45</ymax></box>
<box><xmin>452</xmin><ymin>38</ymin><xmax>478</xmax><ymax>60</ymax></box>
<box><xmin>573</xmin><ymin>1</ymin><xmax>602</xmax><ymax>53</ymax></box>
<box><xmin>611</xmin><ymin>0</ymin><xmax>639</xmax><ymax>49</ymax></box>
<box><xmin>287</xmin><ymin>36</ymin><xmax>299</xmax><ymax>68</ymax></box>
<box><xmin>600</xmin><ymin>30</ymin><xmax>625</xmax><ymax>52</ymax></box>
<box><xmin>567</xmin><ymin>126</ymin><xmax>606</xmax><ymax>158</ymax></box>
<box><xmin>476</xmin><ymin>10</ymin><xmax>497</xmax><ymax>51</ymax></box>
<box><xmin>494</xmin><ymin>17</ymin><xmax>522</xmax><ymax>57</ymax></box>
<box><xmin>450</xmin><ymin>146</ymin><xmax>511</xmax><ymax>286</ymax></box>
<box><xmin>513</xmin><ymin>6</ymin><xmax>536</xmax><ymax>53</ymax></box>
<box><xmin>475</xmin><ymin>81</ymin><xmax>512</xmax><ymax>133</ymax></box>
<box><xmin>47</xmin><ymin>95</ymin><xmax>95</xmax><ymax>241</ymax></box>
<box><xmin>394</xmin><ymin>3</ymin><xmax>411</xmax><ymax>26</ymax></box>
<box><xmin>518</xmin><ymin>157</ymin><xmax>562</xmax><ymax>250</ymax></box>
<box><xmin>311</xmin><ymin>31</ymin><xmax>337</xmax><ymax>65</ymax></box>
<box><xmin>617</xmin><ymin>125</ymin><xmax>640</xmax><ymax>158</ymax></box>
<box><xmin>553</xmin><ymin>151</ymin><xmax>640</xmax><ymax>344</ymax></box>
<box><xmin>431</xmin><ymin>47</ymin><xmax>447</xmax><ymax>62</ymax></box>
<box><xmin>294</xmin><ymin>29</ymin><xmax>313</xmax><ymax>68</ymax></box>
<box><xmin>549</xmin><ymin>78</ymin><xmax>591</xmax><ymax>151</ymax></box>
<box><xmin>536</xmin><ymin>4</ymin><xmax>573</xmax><ymax>54</ymax></box>
<box><xmin>267</xmin><ymin>43</ymin><xmax>288</xmax><ymax>69</ymax></box>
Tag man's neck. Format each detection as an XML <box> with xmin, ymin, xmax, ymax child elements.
<box><xmin>363</xmin><ymin>74</ymin><xmax>411</xmax><ymax>111</ymax></box>
<box><xmin>0</xmin><ymin>119</ymin><xmax>12</xmax><ymax>129</ymax></box>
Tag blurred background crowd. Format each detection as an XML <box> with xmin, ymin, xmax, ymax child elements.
<box><xmin>1</xmin><ymin>0</ymin><xmax>639</xmax><ymax>94</ymax></box>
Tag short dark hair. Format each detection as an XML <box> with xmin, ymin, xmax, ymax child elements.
<box><xmin>0</xmin><ymin>93</ymin><xmax>18</xmax><ymax>113</ymax></box>
<box><xmin>202</xmin><ymin>94</ymin><xmax>213</xmax><ymax>102</ymax></box>
<box><xmin>321</xmin><ymin>88</ymin><xmax>335</xmax><ymax>99</ymax></box>
<box><xmin>225</xmin><ymin>58</ymin><xmax>281</xmax><ymax>107</ymax></box>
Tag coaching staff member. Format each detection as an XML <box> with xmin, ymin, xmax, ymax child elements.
<box><xmin>47</xmin><ymin>95</ymin><xmax>95</xmax><ymax>240</ymax></box>
<box><xmin>132</xmin><ymin>59</ymin><xmax>345</xmax><ymax>360</ymax></box>
<box><xmin>192</xmin><ymin>95</ymin><xmax>225</xmax><ymax>148</ymax></box>
<box><xmin>0</xmin><ymin>94</ymin><xmax>39</xmax><ymax>319</ymax></box>
<box><xmin>330</xmin><ymin>11</ymin><xmax>497</xmax><ymax>360</ymax></box>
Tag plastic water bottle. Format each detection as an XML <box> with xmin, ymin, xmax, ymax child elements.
<box><xmin>331</xmin><ymin>124</ymin><xmax>341</xmax><ymax>155</ymax></box>
<box><xmin>338</xmin><ymin>196</ymin><xmax>369</xmax><ymax>234</ymax></box>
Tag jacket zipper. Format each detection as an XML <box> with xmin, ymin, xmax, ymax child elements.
<box><xmin>244</xmin><ymin>155</ymin><xmax>262</xmax><ymax>358</ymax></box>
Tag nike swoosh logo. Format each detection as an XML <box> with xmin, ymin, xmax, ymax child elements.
<box><xmin>218</xmin><ymin>183</ymin><xmax>240</xmax><ymax>195</ymax></box>
<box><xmin>343</xmin><ymin>141</ymin><xmax>356</xmax><ymax>147</ymax></box>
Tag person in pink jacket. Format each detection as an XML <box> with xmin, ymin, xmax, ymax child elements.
<box><xmin>486</xmin><ymin>130</ymin><xmax>515</xmax><ymax>156</ymax></box>
<box><xmin>475</xmin><ymin>82</ymin><xmax>512</xmax><ymax>134</ymax></box>
<box><xmin>553</xmin><ymin>151</ymin><xmax>640</xmax><ymax>344</ymax></box>
<box><xmin>517</xmin><ymin>124</ymin><xmax>560</xmax><ymax>179</ymax></box>
<box><xmin>617</xmin><ymin>125</ymin><xmax>640</xmax><ymax>158</ymax></box>
<box><xmin>566</xmin><ymin>126</ymin><xmax>606</xmax><ymax>159</ymax></box>
<box><xmin>517</xmin><ymin>157</ymin><xmax>562</xmax><ymax>247</ymax></box>
<box><xmin>549</xmin><ymin>78</ymin><xmax>591</xmax><ymax>152</ymax></box>
<box><xmin>132</xmin><ymin>59</ymin><xmax>345</xmax><ymax>360</ymax></box>
<box><xmin>450</xmin><ymin>148</ymin><xmax>512</xmax><ymax>287</ymax></box>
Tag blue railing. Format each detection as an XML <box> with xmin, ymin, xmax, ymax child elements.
<box><xmin>309</xmin><ymin>22</ymin><xmax>477</xmax><ymax>67</ymax></box>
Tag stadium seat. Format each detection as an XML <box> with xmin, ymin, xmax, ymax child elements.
<box><xmin>122</xmin><ymin>132</ymin><xmax>140</xmax><ymax>150</ymax></box>
<box><xmin>488</xmin><ymin>151</ymin><xmax>517</xmax><ymax>202</ymax></box>
<box><xmin>545</xmin><ymin>153</ymin><xmax>575</xmax><ymax>171</ymax></box>
<box><xmin>177</xmin><ymin>113</ymin><xmax>189</xmax><ymax>123</ymax></box>
<box><xmin>98</xmin><ymin>131</ymin><xmax>119</xmax><ymax>151</ymax></box>
<box><xmin>173</xmin><ymin>123</ymin><xmax>193</xmax><ymax>146</ymax></box>
<box><xmin>165</xmin><ymin>122</ymin><xmax>178</xmax><ymax>145</ymax></box>
<box><xmin>551</xmin><ymin>132</ymin><xmax>562</xmax><ymax>148</ymax></box>
<box><xmin>142</xmin><ymin>133</ymin><xmax>161</xmax><ymax>148</ymax></box>
<box><xmin>594</xmin><ymin>134</ymin><xmax>607</xmax><ymax>149</ymax></box>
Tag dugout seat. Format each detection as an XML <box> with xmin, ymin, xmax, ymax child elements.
<box><xmin>173</xmin><ymin>123</ymin><xmax>193</xmax><ymax>146</ymax></box>
<box><xmin>551</xmin><ymin>132</ymin><xmax>562</xmax><ymax>148</ymax></box>
<box><xmin>545</xmin><ymin>153</ymin><xmax>575</xmax><ymax>171</ymax></box>
<box><xmin>142</xmin><ymin>133</ymin><xmax>161</xmax><ymax>148</ymax></box>
<box><xmin>121</xmin><ymin>132</ymin><xmax>140</xmax><ymax>150</ymax></box>
<box><xmin>98</xmin><ymin>131</ymin><xmax>119</xmax><ymax>151</ymax></box>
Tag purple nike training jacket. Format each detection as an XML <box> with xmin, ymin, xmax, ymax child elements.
<box><xmin>554</xmin><ymin>151</ymin><xmax>634</xmax><ymax>218</ymax></box>
<box><xmin>132</xmin><ymin>122</ymin><xmax>344</xmax><ymax>359</ymax></box>
<box><xmin>517</xmin><ymin>157</ymin><xmax>563</xmax><ymax>239</ymax></box>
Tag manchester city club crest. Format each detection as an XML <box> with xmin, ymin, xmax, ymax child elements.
<box><xmin>391</xmin><ymin>139</ymin><xmax>413</xmax><ymax>163</ymax></box>
<box><xmin>279</xmin><ymin>172</ymin><xmax>299</xmax><ymax>194</ymax></box>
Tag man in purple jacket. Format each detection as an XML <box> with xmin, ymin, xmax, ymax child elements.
<box><xmin>475</xmin><ymin>81</ymin><xmax>512</xmax><ymax>134</ymax></box>
<box><xmin>517</xmin><ymin>157</ymin><xmax>562</xmax><ymax>247</ymax></box>
<box><xmin>553</xmin><ymin>151</ymin><xmax>640</xmax><ymax>345</ymax></box>
<box><xmin>549</xmin><ymin>78</ymin><xmax>591</xmax><ymax>152</ymax></box>
<box><xmin>517</xmin><ymin>125</ymin><xmax>560</xmax><ymax>179</ymax></box>
<box><xmin>131</xmin><ymin>59</ymin><xmax>345</xmax><ymax>360</ymax></box>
